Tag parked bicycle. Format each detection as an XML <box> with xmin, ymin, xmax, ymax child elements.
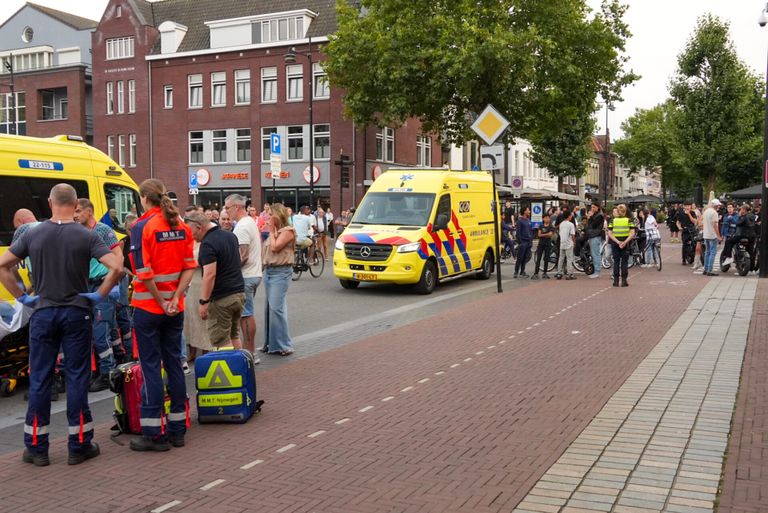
<box><xmin>645</xmin><ymin>238</ymin><xmax>663</xmax><ymax>271</ymax></box>
<box><xmin>292</xmin><ymin>238</ymin><xmax>324</xmax><ymax>281</ymax></box>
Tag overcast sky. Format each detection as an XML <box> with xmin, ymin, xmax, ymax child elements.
<box><xmin>1</xmin><ymin>0</ymin><xmax>766</xmax><ymax>139</ymax></box>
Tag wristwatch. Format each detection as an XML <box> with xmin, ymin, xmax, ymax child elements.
<box><xmin>199</xmin><ymin>298</ymin><xmax>210</xmax><ymax>305</ymax></box>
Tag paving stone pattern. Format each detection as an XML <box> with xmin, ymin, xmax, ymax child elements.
<box><xmin>513</xmin><ymin>277</ymin><xmax>757</xmax><ymax>513</ymax></box>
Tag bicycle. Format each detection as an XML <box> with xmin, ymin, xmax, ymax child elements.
<box><xmin>292</xmin><ymin>238</ymin><xmax>325</xmax><ymax>281</ymax></box>
<box><xmin>645</xmin><ymin>239</ymin><xmax>662</xmax><ymax>271</ymax></box>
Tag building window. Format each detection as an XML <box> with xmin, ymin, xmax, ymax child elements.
<box><xmin>261</xmin><ymin>67</ymin><xmax>277</xmax><ymax>103</ymax></box>
<box><xmin>116</xmin><ymin>5</ymin><xmax>122</xmax><ymax>17</ymax></box>
<box><xmin>41</xmin><ymin>90</ymin><xmax>55</xmax><ymax>120</ymax></box>
<box><xmin>188</xmin><ymin>74</ymin><xmax>202</xmax><ymax>108</ymax></box>
<box><xmin>129</xmin><ymin>134</ymin><xmax>136</xmax><ymax>167</ymax></box>
<box><xmin>118</xmin><ymin>134</ymin><xmax>126</xmax><ymax>167</ymax></box>
<box><xmin>60</xmin><ymin>98</ymin><xmax>68</xmax><ymax>119</ymax></box>
<box><xmin>313</xmin><ymin>63</ymin><xmax>329</xmax><ymax>99</ymax></box>
<box><xmin>128</xmin><ymin>79</ymin><xmax>135</xmax><ymax>113</ymax></box>
<box><xmin>286</xmin><ymin>64</ymin><xmax>303</xmax><ymax>101</ymax></box>
<box><xmin>236</xmin><ymin>128</ymin><xmax>251</xmax><ymax>162</ymax></box>
<box><xmin>416</xmin><ymin>135</ymin><xmax>431</xmax><ymax>167</ymax></box>
<box><xmin>106</xmin><ymin>82</ymin><xmax>114</xmax><ymax>114</ymax></box>
<box><xmin>262</xmin><ymin>127</ymin><xmax>277</xmax><ymax>161</ymax></box>
<box><xmin>253</xmin><ymin>16</ymin><xmax>304</xmax><ymax>44</ymax></box>
<box><xmin>0</xmin><ymin>52</ymin><xmax>51</xmax><ymax>74</ymax></box>
<box><xmin>164</xmin><ymin>85</ymin><xmax>173</xmax><ymax>108</ymax></box>
<box><xmin>22</xmin><ymin>26</ymin><xmax>34</xmax><ymax>43</ymax></box>
<box><xmin>287</xmin><ymin>125</ymin><xmax>304</xmax><ymax>160</ymax></box>
<box><xmin>212</xmin><ymin>129</ymin><xmax>227</xmax><ymax>163</ymax></box>
<box><xmin>235</xmin><ymin>69</ymin><xmax>250</xmax><ymax>105</ymax></box>
<box><xmin>106</xmin><ymin>37</ymin><xmax>134</xmax><ymax>60</ymax></box>
<box><xmin>189</xmin><ymin>131</ymin><xmax>204</xmax><ymax>164</ymax></box>
<box><xmin>376</xmin><ymin>127</ymin><xmax>395</xmax><ymax>162</ymax></box>
<box><xmin>515</xmin><ymin>150</ymin><xmax>519</xmax><ymax>174</ymax></box>
<box><xmin>211</xmin><ymin>72</ymin><xmax>226</xmax><ymax>107</ymax></box>
<box><xmin>313</xmin><ymin>124</ymin><xmax>330</xmax><ymax>160</ymax></box>
<box><xmin>117</xmin><ymin>81</ymin><xmax>124</xmax><ymax>114</ymax></box>
<box><xmin>107</xmin><ymin>135</ymin><xmax>114</xmax><ymax>159</ymax></box>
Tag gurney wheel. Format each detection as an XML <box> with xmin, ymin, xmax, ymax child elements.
<box><xmin>0</xmin><ymin>379</ymin><xmax>16</xmax><ymax>397</ymax></box>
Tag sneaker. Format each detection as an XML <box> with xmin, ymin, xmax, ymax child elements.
<box><xmin>130</xmin><ymin>436</ymin><xmax>171</xmax><ymax>452</ymax></box>
<box><xmin>723</xmin><ymin>257</ymin><xmax>734</xmax><ymax>266</ymax></box>
<box><xmin>542</xmin><ymin>274</ymin><xmax>550</xmax><ymax>279</ymax></box>
<box><xmin>22</xmin><ymin>449</ymin><xmax>50</xmax><ymax>467</ymax></box>
<box><xmin>253</xmin><ymin>357</ymin><xmax>261</xmax><ymax>364</ymax></box>
<box><xmin>588</xmin><ymin>274</ymin><xmax>600</xmax><ymax>279</ymax></box>
<box><xmin>168</xmin><ymin>434</ymin><xmax>185</xmax><ymax>448</ymax></box>
<box><xmin>182</xmin><ymin>362</ymin><xmax>191</xmax><ymax>375</ymax></box>
<box><xmin>555</xmin><ymin>273</ymin><xmax>563</xmax><ymax>280</ymax></box>
<box><xmin>68</xmin><ymin>442</ymin><xmax>100</xmax><ymax>465</ymax></box>
<box><xmin>519</xmin><ymin>272</ymin><xmax>529</xmax><ymax>278</ymax></box>
<box><xmin>565</xmin><ymin>274</ymin><xmax>577</xmax><ymax>280</ymax></box>
<box><xmin>88</xmin><ymin>374</ymin><xmax>110</xmax><ymax>393</ymax></box>
<box><xmin>513</xmin><ymin>273</ymin><xmax>518</xmax><ymax>278</ymax></box>
<box><xmin>530</xmin><ymin>274</ymin><xmax>540</xmax><ymax>280</ymax></box>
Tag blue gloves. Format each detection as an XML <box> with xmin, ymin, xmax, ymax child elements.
<box><xmin>16</xmin><ymin>293</ymin><xmax>39</xmax><ymax>308</ymax></box>
<box><xmin>79</xmin><ymin>286</ymin><xmax>120</xmax><ymax>306</ymax></box>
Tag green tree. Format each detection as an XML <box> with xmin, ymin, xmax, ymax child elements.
<box><xmin>669</xmin><ymin>15</ymin><xmax>764</xmax><ymax>192</ymax></box>
<box><xmin>324</xmin><ymin>0</ymin><xmax>638</xmax><ymax>167</ymax></box>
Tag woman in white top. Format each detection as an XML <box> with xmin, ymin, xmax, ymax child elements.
<box><xmin>643</xmin><ymin>209</ymin><xmax>661</xmax><ymax>267</ymax></box>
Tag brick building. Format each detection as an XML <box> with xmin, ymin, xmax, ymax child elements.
<box><xmin>0</xmin><ymin>2</ymin><xmax>97</xmax><ymax>141</ymax></box>
<box><xmin>92</xmin><ymin>0</ymin><xmax>441</xmax><ymax>212</ymax></box>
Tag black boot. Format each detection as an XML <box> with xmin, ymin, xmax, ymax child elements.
<box><xmin>88</xmin><ymin>374</ymin><xmax>110</xmax><ymax>393</ymax></box>
<box><xmin>613</xmin><ymin>277</ymin><xmax>619</xmax><ymax>287</ymax></box>
<box><xmin>22</xmin><ymin>449</ymin><xmax>50</xmax><ymax>466</ymax></box>
<box><xmin>621</xmin><ymin>277</ymin><xmax>629</xmax><ymax>287</ymax></box>
<box><xmin>68</xmin><ymin>442</ymin><xmax>100</xmax><ymax>465</ymax></box>
<box><xmin>130</xmin><ymin>436</ymin><xmax>171</xmax><ymax>452</ymax></box>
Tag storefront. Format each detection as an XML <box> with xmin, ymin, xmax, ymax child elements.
<box><xmin>188</xmin><ymin>166</ymin><xmax>254</xmax><ymax>210</ymax></box>
<box><xmin>260</xmin><ymin>161</ymin><xmax>331</xmax><ymax>211</ymax></box>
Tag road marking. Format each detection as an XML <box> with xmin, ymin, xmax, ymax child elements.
<box><xmin>418</xmin><ymin>378</ymin><xmax>430</xmax><ymax>383</ymax></box>
<box><xmin>359</xmin><ymin>405</ymin><xmax>375</xmax><ymax>412</ymax></box>
<box><xmin>508</xmin><ymin>335</ymin><xmax>515</xmax><ymax>339</ymax></box>
<box><xmin>526</xmin><ymin>327</ymin><xmax>532</xmax><ymax>330</ymax></box>
<box><xmin>382</xmin><ymin>396</ymin><xmax>394</xmax><ymax>402</ymax></box>
<box><xmin>200</xmin><ymin>479</ymin><xmax>225</xmax><ymax>491</ymax></box>
<box><xmin>435</xmin><ymin>371</ymin><xmax>445</xmax><ymax>376</ymax></box>
<box><xmin>488</xmin><ymin>345</ymin><xmax>496</xmax><ymax>349</ymax></box>
<box><xmin>534</xmin><ymin>322</ymin><xmax>540</xmax><ymax>326</ymax></box>
<box><xmin>464</xmin><ymin>358</ymin><xmax>472</xmax><ymax>362</ymax></box>
<box><xmin>240</xmin><ymin>459</ymin><xmax>264</xmax><ymax>470</ymax></box>
<box><xmin>308</xmin><ymin>430</ymin><xmax>326</xmax><ymax>438</ymax></box>
<box><xmin>401</xmin><ymin>386</ymin><xmax>414</xmax><ymax>392</ymax></box>
<box><xmin>450</xmin><ymin>363</ymin><xmax>460</xmax><ymax>368</ymax></box>
<box><xmin>517</xmin><ymin>330</ymin><xmax>525</xmax><ymax>334</ymax></box>
<box><xmin>571</xmin><ymin>331</ymin><xmax>581</xmax><ymax>335</ymax></box>
<box><xmin>499</xmin><ymin>341</ymin><xmax>506</xmax><ymax>344</ymax></box>
<box><xmin>475</xmin><ymin>351</ymin><xmax>484</xmax><ymax>355</ymax></box>
<box><xmin>549</xmin><ymin>315</ymin><xmax>555</xmax><ymax>319</ymax></box>
<box><xmin>276</xmin><ymin>444</ymin><xmax>297</xmax><ymax>453</ymax></box>
<box><xmin>151</xmin><ymin>500</ymin><xmax>182</xmax><ymax>513</ymax></box>
<box><xmin>334</xmin><ymin>418</ymin><xmax>351</xmax><ymax>425</ymax></box>
<box><xmin>541</xmin><ymin>319</ymin><xmax>547</xmax><ymax>323</ymax></box>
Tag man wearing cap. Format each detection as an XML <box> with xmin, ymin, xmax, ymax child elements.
<box><xmin>702</xmin><ymin>199</ymin><xmax>723</xmax><ymax>276</ymax></box>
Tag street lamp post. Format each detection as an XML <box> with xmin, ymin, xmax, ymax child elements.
<box><xmin>759</xmin><ymin>4</ymin><xmax>768</xmax><ymax>278</ymax></box>
<box><xmin>600</xmin><ymin>102</ymin><xmax>614</xmax><ymax>206</ymax></box>
<box><xmin>285</xmin><ymin>37</ymin><xmax>315</xmax><ymax>210</ymax></box>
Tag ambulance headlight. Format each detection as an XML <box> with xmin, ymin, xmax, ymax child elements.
<box><xmin>397</xmin><ymin>242</ymin><xmax>421</xmax><ymax>254</ymax></box>
<box><xmin>335</xmin><ymin>239</ymin><xmax>345</xmax><ymax>251</ymax></box>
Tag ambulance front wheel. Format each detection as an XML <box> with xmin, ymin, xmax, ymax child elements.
<box><xmin>414</xmin><ymin>261</ymin><xmax>437</xmax><ymax>295</ymax></box>
<box><xmin>0</xmin><ymin>379</ymin><xmax>16</xmax><ymax>397</ymax></box>
<box><xmin>339</xmin><ymin>279</ymin><xmax>360</xmax><ymax>289</ymax></box>
<box><xmin>476</xmin><ymin>249</ymin><xmax>493</xmax><ymax>280</ymax></box>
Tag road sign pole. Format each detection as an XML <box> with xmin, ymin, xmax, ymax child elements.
<box><xmin>492</xmin><ymin>175</ymin><xmax>503</xmax><ymax>293</ymax></box>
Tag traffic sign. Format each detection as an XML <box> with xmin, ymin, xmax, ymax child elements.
<box><xmin>531</xmin><ymin>202</ymin><xmax>543</xmax><ymax>229</ymax></box>
<box><xmin>303</xmin><ymin>165</ymin><xmax>320</xmax><ymax>184</ymax></box>
<box><xmin>480</xmin><ymin>144</ymin><xmax>504</xmax><ymax>171</ymax></box>
<box><xmin>511</xmin><ymin>176</ymin><xmax>524</xmax><ymax>190</ymax></box>
<box><xmin>270</xmin><ymin>133</ymin><xmax>281</xmax><ymax>155</ymax></box>
<box><xmin>189</xmin><ymin>188</ymin><xmax>199</xmax><ymax>195</ymax></box>
<box><xmin>471</xmin><ymin>105</ymin><xmax>510</xmax><ymax>145</ymax></box>
<box><xmin>270</xmin><ymin>155</ymin><xmax>282</xmax><ymax>179</ymax></box>
<box><xmin>189</xmin><ymin>172</ymin><xmax>198</xmax><ymax>191</ymax></box>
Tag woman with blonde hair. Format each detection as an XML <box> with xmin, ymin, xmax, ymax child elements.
<box><xmin>607</xmin><ymin>203</ymin><xmax>636</xmax><ymax>287</ymax></box>
<box><xmin>260</xmin><ymin>203</ymin><xmax>295</xmax><ymax>356</ymax></box>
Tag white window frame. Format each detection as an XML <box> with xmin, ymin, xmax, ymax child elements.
<box><xmin>107</xmin><ymin>135</ymin><xmax>114</xmax><ymax>159</ymax></box>
<box><xmin>287</xmin><ymin>125</ymin><xmax>304</xmax><ymax>161</ymax></box>
<box><xmin>313</xmin><ymin>124</ymin><xmax>330</xmax><ymax>160</ymax></box>
<box><xmin>128</xmin><ymin>79</ymin><xmax>135</xmax><ymax>113</ymax></box>
<box><xmin>261</xmin><ymin>127</ymin><xmax>277</xmax><ymax>162</ymax></box>
<box><xmin>211</xmin><ymin>72</ymin><xmax>226</xmax><ymax>107</ymax></box>
<box><xmin>59</xmin><ymin>98</ymin><xmax>68</xmax><ymax>119</ymax></box>
<box><xmin>286</xmin><ymin>64</ymin><xmax>303</xmax><ymax>102</ymax></box>
<box><xmin>188</xmin><ymin>74</ymin><xmax>202</xmax><ymax>109</ymax></box>
<box><xmin>129</xmin><ymin>134</ymin><xmax>136</xmax><ymax>167</ymax></box>
<box><xmin>261</xmin><ymin>67</ymin><xmax>277</xmax><ymax>103</ymax></box>
<box><xmin>417</xmin><ymin>135</ymin><xmax>431</xmax><ymax>167</ymax></box>
<box><xmin>41</xmin><ymin>90</ymin><xmax>55</xmax><ymax>121</ymax></box>
<box><xmin>106</xmin><ymin>82</ymin><xmax>114</xmax><ymax>115</ymax></box>
<box><xmin>236</xmin><ymin>128</ymin><xmax>251</xmax><ymax>163</ymax></box>
<box><xmin>116</xmin><ymin>81</ymin><xmax>124</xmax><ymax>114</ymax></box>
<box><xmin>212</xmin><ymin>129</ymin><xmax>228</xmax><ymax>163</ymax></box>
<box><xmin>313</xmin><ymin>63</ymin><xmax>330</xmax><ymax>100</ymax></box>
<box><xmin>255</xmin><ymin>16</ymin><xmax>304</xmax><ymax>43</ymax></box>
<box><xmin>118</xmin><ymin>134</ymin><xmax>126</xmax><ymax>167</ymax></box>
<box><xmin>164</xmin><ymin>85</ymin><xmax>173</xmax><ymax>108</ymax></box>
<box><xmin>106</xmin><ymin>37</ymin><xmax>134</xmax><ymax>60</ymax></box>
<box><xmin>189</xmin><ymin>131</ymin><xmax>204</xmax><ymax>164</ymax></box>
<box><xmin>378</xmin><ymin>127</ymin><xmax>394</xmax><ymax>163</ymax></box>
<box><xmin>235</xmin><ymin>69</ymin><xmax>250</xmax><ymax>105</ymax></box>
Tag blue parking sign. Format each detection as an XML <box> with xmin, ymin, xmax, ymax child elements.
<box><xmin>189</xmin><ymin>172</ymin><xmax>198</xmax><ymax>189</ymax></box>
<box><xmin>270</xmin><ymin>133</ymin><xmax>281</xmax><ymax>155</ymax></box>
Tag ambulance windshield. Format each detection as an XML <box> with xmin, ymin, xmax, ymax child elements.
<box><xmin>352</xmin><ymin>192</ymin><xmax>436</xmax><ymax>226</ymax></box>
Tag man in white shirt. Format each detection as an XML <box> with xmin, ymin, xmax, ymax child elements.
<box><xmin>293</xmin><ymin>206</ymin><xmax>316</xmax><ymax>262</ymax></box>
<box><xmin>315</xmin><ymin>207</ymin><xmax>328</xmax><ymax>260</ymax></box>
<box><xmin>556</xmin><ymin>210</ymin><xmax>577</xmax><ymax>280</ymax></box>
<box><xmin>224</xmin><ymin>194</ymin><xmax>263</xmax><ymax>357</ymax></box>
<box><xmin>702</xmin><ymin>199</ymin><xmax>722</xmax><ymax>276</ymax></box>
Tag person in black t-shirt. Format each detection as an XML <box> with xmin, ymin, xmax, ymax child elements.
<box><xmin>531</xmin><ymin>214</ymin><xmax>554</xmax><ymax>279</ymax></box>
<box><xmin>676</xmin><ymin>201</ymin><xmax>697</xmax><ymax>264</ymax></box>
<box><xmin>185</xmin><ymin>211</ymin><xmax>245</xmax><ymax>348</ymax></box>
<box><xmin>585</xmin><ymin>202</ymin><xmax>605</xmax><ymax>279</ymax></box>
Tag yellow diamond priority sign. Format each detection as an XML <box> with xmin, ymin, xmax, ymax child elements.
<box><xmin>471</xmin><ymin>104</ymin><xmax>510</xmax><ymax>145</ymax></box>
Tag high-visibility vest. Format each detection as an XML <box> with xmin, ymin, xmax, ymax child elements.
<box><xmin>610</xmin><ymin>217</ymin><xmax>632</xmax><ymax>240</ymax></box>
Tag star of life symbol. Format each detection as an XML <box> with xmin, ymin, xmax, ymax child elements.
<box><xmin>400</xmin><ymin>174</ymin><xmax>415</xmax><ymax>181</ymax></box>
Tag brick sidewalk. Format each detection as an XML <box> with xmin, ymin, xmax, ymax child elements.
<box><xmin>717</xmin><ymin>280</ymin><xmax>768</xmax><ymax>513</ymax></box>
<box><xmin>0</xmin><ymin>255</ymin><xmax>711</xmax><ymax>513</ymax></box>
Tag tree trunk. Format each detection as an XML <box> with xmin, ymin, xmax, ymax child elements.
<box><xmin>706</xmin><ymin>173</ymin><xmax>717</xmax><ymax>201</ymax></box>
<box><xmin>558</xmin><ymin>175</ymin><xmax>564</xmax><ymax>193</ymax></box>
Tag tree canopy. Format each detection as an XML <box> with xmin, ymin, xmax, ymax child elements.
<box><xmin>324</xmin><ymin>0</ymin><xmax>638</xmax><ymax>169</ymax></box>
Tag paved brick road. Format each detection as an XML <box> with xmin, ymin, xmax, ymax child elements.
<box><xmin>0</xmin><ymin>253</ymin><xmax>713</xmax><ymax>513</ymax></box>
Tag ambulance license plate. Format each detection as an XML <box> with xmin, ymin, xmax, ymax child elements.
<box><xmin>353</xmin><ymin>272</ymin><xmax>377</xmax><ymax>281</ymax></box>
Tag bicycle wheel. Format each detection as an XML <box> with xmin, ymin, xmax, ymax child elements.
<box><xmin>309</xmin><ymin>251</ymin><xmax>325</xmax><ymax>277</ymax></box>
<box><xmin>546</xmin><ymin>248</ymin><xmax>558</xmax><ymax>272</ymax></box>
<box><xmin>601</xmin><ymin>243</ymin><xmax>613</xmax><ymax>269</ymax></box>
<box><xmin>654</xmin><ymin>244</ymin><xmax>662</xmax><ymax>271</ymax></box>
<box><xmin>292</xmin><ymin>252</ymin><xmax>304</xmax><ymax>281</ymax></box>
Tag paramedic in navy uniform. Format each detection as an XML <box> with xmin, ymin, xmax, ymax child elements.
<box><xmin>129</xmin><ymin>179</ymin><xmax>197</xmax><ymax>452</ymax></box>
<box><xmin>0</xmin><ymin>183</ymin><xmax>123</xmax><ymax>466</ymax></box>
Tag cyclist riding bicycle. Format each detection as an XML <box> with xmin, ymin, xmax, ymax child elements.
<box><xmin>293</xmin><ymin>205</ymin><xmax>316</xmax><ymax>263</ymax></box>
<box><xmin>501</xmin><ymin>220</ymin><xmax>514</xmax><ymax>258</ymax></box>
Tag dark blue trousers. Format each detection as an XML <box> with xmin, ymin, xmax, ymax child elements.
<box><xmin>25</xmin><ymin>306</ymin><xmax>93</xmax><ymax>454</ymax></box>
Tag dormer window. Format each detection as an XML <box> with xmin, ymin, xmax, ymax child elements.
<box><xmin>206</xmin><ymin>10</ymin><xmax>315</xmax><ymax>50</ymax></box>
<box><xmin>252</xmin><ymin>16</ymin><xmax>304</xmax><ymax>44</ymax></box>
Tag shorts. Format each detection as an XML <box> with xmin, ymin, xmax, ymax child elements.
<box><xmin>242</xmin><ymin>276</ymin><xmax>262</xmax><ymax>317</ymax></box>
<box><xmin>207</xmin><ymin>292</ymin><xmax>245</xmax><ymax>346</ymax></box>
<box><xmin>296</xmin><ymin>238</ymin><xmax>312</xmax><ymax>249</ymax></box>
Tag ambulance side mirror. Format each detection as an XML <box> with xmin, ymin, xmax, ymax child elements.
<box><xmin>435</xmin><ymin>214</ymin><xmax>449</xmax><ymax>231</ymax></box>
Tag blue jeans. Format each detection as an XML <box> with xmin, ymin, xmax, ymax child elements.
<box><xmin>645</xmin><ymin>238</ymin><xmax>659</xmax><ymax>264</ymax></box>
<box><xmin>112</xmin><ymin>275</ymin><xmax>133</xmax><ymax>357</ymax></box>
<box><xmin>242</xmin><ymin>276</ymin><xmax>262</xmax><ymax>317</ymax></box>
<box><xmin>704</xmin><ymin>238</ymin><xmax>717</xmax><ymax>272</ymax></box>
<box><xmin>90</xmin><ymin>285</ymin><xmax>117</xmax><ymax>376</ymax></box>
<box><xmin>263</xmin><ymin>266</ymin><xmax>293</xmax><ymax>353</ymax></box>
<box><xmin>589</xmin><ymin>236</ymin><xmax>602</xmax><ymax>276</ymax></box>
<box><xmin>133</xmin><ymin>308</ymin><xmax>187</xmax><ymax>440</ymax></box>
<box><xmin>26</xmin><ymin>306</ymin><xmax>93</xmax><ymax>454</ymax></box>
<box><xmin>515</xmin><ymin>241</ymin><xmax>531</xmax><ymax>274</ymax></box>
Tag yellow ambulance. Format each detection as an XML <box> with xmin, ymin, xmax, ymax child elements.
<box><xmin>0</xmin><ymin>134</ymin><xmax>141</xmax><ymax>301</ymax></box>
<box><xmin>333</xmin><ymin>168</ymin><xmax>498</xmax><ymax>294</ymax></box>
